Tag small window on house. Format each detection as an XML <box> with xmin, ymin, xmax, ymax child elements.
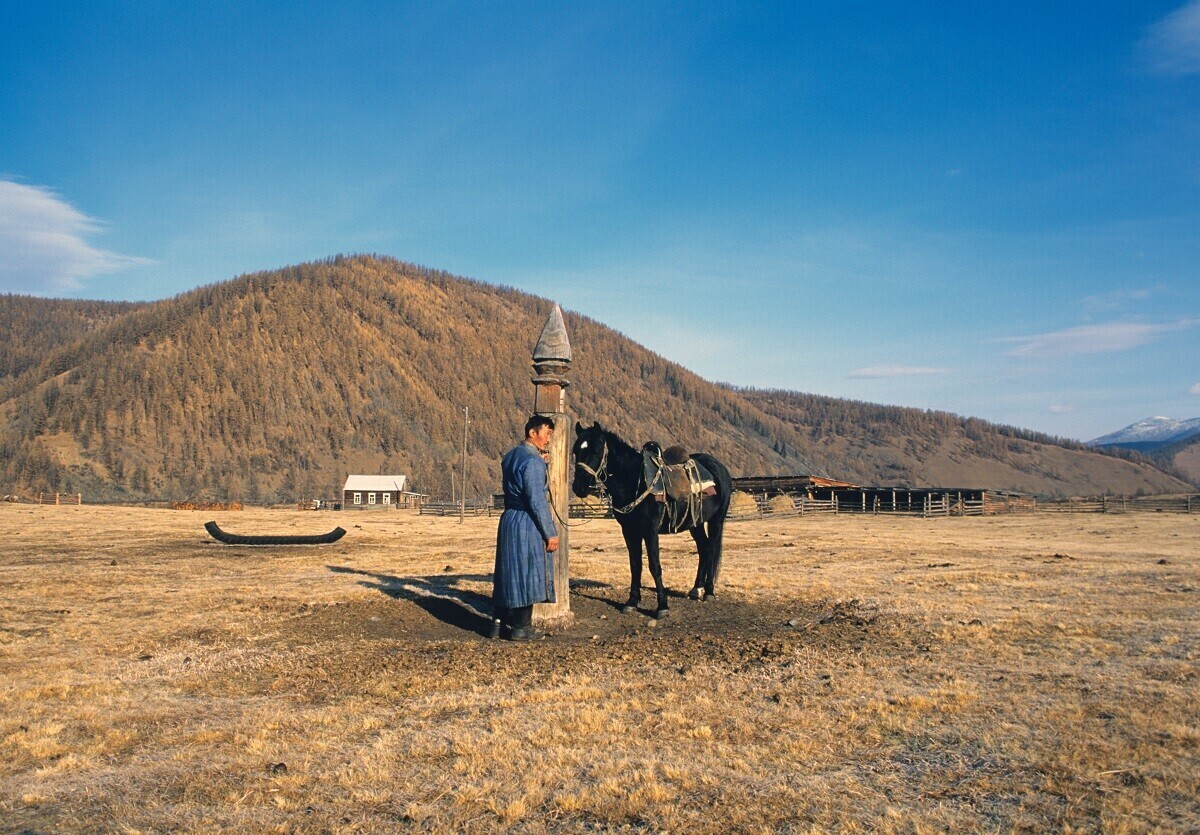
<box><xmin>382</xmin><ymin>493</ymin><xmax>391</xmax><ymax>505</ymax></box>
<box><xmin>353</xmin><ymin>492</ymin><xmax>362</xmax><ymax>505</ymax></box>
<box><xmin>368</xmin><ymin>493</ymin><xmax>376</xmax><ymax>505</ymax></box>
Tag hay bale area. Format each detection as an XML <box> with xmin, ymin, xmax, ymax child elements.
<box><xmin>171</xmin><ymin>501</ymin><xmax>245</xmax><ymax>511</ymax></box>
<box><xmin>767</xmin><ymin>494</ymin><xmax>796</xmax><ymax>514</ymax></box>
<box><xmin>729</xmin><ymin>491</ymin><xmax>759</xmax><ymax>517</ymax></box>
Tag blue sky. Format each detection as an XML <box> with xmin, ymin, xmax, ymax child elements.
<box><xmin>2</xmin><ymin>2</ymin><xmax>1198</xmax><ymax>441</ymax></box>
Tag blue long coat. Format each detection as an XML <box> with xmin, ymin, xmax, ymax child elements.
<box><xmin>493</xmin><ymin>442</ymin><xmax>557</xmax><ymax>609</ymax></box>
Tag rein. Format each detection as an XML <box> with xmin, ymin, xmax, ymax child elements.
<box><xmin>547</xmin><ymin>482</ymin><xmax>596</xmax><ymax>529</ymax></box>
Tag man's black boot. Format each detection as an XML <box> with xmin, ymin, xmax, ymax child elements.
<box><xmin>508</xmin><ymin>626</ymin><xmax>542</xmax><ymax>641</ymax></box>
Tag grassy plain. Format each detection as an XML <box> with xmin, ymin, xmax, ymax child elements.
<box><xmin>1</xmin><ymin>504</ymin><xmax>1197</xmax><ymax>832</ymax></box>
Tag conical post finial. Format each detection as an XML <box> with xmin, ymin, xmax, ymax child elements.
<box><xmin>533</xmin><ymin>304</ymin><xmax>572</xmax><ymax>363</ymax></box>
<box><xmin>531</xmin><ymin>304</ymin><xmax>571</xmax><ymax>416</ymax></box>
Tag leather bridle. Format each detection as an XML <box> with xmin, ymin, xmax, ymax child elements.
<box><xmin>574</xmin><ymin>438</ymin><xmax>655</xmax><ymax>515</ymax></box>
<box><xmin>573</xmin><ymin>439</ymin><xmax>609</xmax><ymax>487</ymax></box>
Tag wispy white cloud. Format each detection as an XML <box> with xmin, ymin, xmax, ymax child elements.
<box><xmin>848</xmin><ymin>365</ymin><xmax>948</xmax><ymax>379</ymax></box>
<box><xmin>1138</xmin><ymin>0</ymin><xmax>1200</xmax><ymax>76</ymax></box>
<box><xmin>1080</xmin><ymin>285</ymin><xmax>1161</xmax><ymax>318</ymax></box>
<box><xmin>1190</xmin><ymin>382</ymin><xmax>1200</xmax><ymax>395</ymax></box>
<box><xmin>1047</xmin><ymin>404</ymin><xmax>1076</xmax><ymax>414</ymax></box>
<box><xmin>0</xmin><ymin>180</ymin><xmax>152</xmax><ymax>295</ymax></box>
<box><xmin>998</xmin><ymin>320</ymin><xmax>1199</xmax><ymax>358</ymax></box>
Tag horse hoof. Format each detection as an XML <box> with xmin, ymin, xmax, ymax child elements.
<box><xmin>654</xmin><ymin>608</ymin><xmax>670</xmax><ymax>620</ymax></box>
<box><xmin>620</xmin><ymin>604</ymin><xmax>637</xmax><ymax>614</ymax></box>
<box><xmin>688</xmin><ymin>587</ymin><xmax>705</xmax><ymax>601</ymax></box>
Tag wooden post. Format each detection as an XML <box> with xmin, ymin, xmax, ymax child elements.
<box><xmin>460</xmin><ymin>406</ymin><xmax>469</xmax><ymax>524</ymax></box>
<box><xmin>531</xmin><ymin>305</ymin><xmax>573</xmax><ymax>628</ymax></box>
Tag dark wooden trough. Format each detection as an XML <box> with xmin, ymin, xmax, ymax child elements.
<box><xmin>204</xmin><ymin>521</ymin><xmax>347</xmax><ymax>546</ymax></box>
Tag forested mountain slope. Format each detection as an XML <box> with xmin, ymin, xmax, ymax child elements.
<box><xmin>738</xmin><ymin>389</ymin><xmax>1192</xmax><ymax>495</ymax></box>
<box><xmin>0</xmin><ymin>295</ymin><xmax>143</xmax><ymax>381</ymax></box>
<box><xmin>0</xmin><ymin>255</ymin><xmax>1189</xmax><ymax>501</ymax></box>
<box><xmin>1151</xmin><ymin>433</ymin><xmax>1200</xmax><ymax>485</ymax></box>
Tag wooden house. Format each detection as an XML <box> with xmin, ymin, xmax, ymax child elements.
<box><xmin>342</xmin><ymin>475</ymin><xmax>421</xmax><ymax>509</ymax></box>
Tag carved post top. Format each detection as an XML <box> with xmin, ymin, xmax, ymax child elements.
<box><xmin>532</xmin><ymin>304</ymin><xmax>572</xmax><ymax>365</ymax></box>
<box><xmin>532</xmin><ymin>304</ymin><xmax>571</xmax><ymax>416</ymax></box>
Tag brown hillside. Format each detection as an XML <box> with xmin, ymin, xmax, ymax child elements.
<box><xmin>739</xmin><ymin>389</ymin><xmax>1191</xmax><ymax>495</ymax></box>
<box><xmin>0</xmin><ymin>295</ymin><xmax>144</xmax><ymax>382</ymax></box>
<box><xmin>0</xmin><ymin>255</ymin><xmax>1189</xmax><ymax>501</ymax></box>
<box><xmin>1155</xmin><ymin>433</ymin><xmax>1200</xmax><ymax>485</ymax></box>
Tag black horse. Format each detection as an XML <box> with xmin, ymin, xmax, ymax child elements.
<box><xmin>571</xmin><ymin>421</ymin><xmax>733</xmax><ymax>619</ymax></box>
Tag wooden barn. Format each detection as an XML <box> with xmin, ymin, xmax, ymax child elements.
<box><xmin>342</xmin><ymin>475</ymin><xmax>422</xmax><ymax>509</ymax></box>
<box><xmin>732</xmin><ymin>475</ymin><xmax>1010</xmax><ymax>515</ymax></box>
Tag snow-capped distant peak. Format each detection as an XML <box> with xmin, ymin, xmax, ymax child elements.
<box><xmin>1090</xmin><ymin>416</ymin><xmax>1200</xmax><ymax>446</ymax></box>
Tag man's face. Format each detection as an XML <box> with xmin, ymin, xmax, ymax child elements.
<box><xmin>529</xmin><ymin>425</ymin><xmax>554</xmax><ymax>452</ymax></box>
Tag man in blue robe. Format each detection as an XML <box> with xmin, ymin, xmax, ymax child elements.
<box><xmin>492</xmin><ymin>415</ymin><xmax>559</xmax><ymax>640</ymax></box>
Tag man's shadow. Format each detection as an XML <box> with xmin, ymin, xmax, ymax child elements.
<box><xmin>329</xmin><ymin>567</ymin><xmax>620</xmax><ymax>636</ymax></box>
<box><xmin>327</xmin><ymin>565</ymin><xmax>496</xmax><ymax>637</ymax></box>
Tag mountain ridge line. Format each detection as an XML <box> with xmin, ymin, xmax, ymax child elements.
<box><xmin>1</xmin><ymin>254</ymin><xmax>1192</xmax><ymax>501</ymax></box>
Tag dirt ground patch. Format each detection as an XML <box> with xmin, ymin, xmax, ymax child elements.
<box><xmin>1</xmin><ymin>504</ymin><xmax>1198</xmax><ymax>832</ymax></box>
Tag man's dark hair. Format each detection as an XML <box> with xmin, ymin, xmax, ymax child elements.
<box><xmin>524</xmin><ymin>414</ymin><xmax>555</xmax><ymax>437</ymax></box>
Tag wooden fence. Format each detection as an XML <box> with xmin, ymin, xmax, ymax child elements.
<box><xmin>419</xmin><ymin>500</ymin><xmax>493</xmax><ymax>517</ymax></box>
<box><xmin>731</xmin><ymin>493</ymin><xmax>842</xmax><ymax>520</ymax></box>
<box><xmin>1037</xmin><ymin>495</ymin><xmax>1197</xmax><ymax>514</ymax></box>
<box><xmin>422</xmin><ymin>491</ymin><xmax>1196</xmax><ymax>521</ymax></box>
<box><xmin>36</xmin><ymin>492</ymin><xmax>83</xmax><ymax>506</ymax></box>
<box><xmin>729</xmin><ymin>491</ymin><xmax>968</xmax><ymax>520</ymax></box>
<box><xmin>569</xmin><ymin>498</ymin><xmax>613</xmax><ymax>519</ymax></box>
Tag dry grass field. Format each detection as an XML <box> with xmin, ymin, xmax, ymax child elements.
<box><xmin>1</xmin><ymin>504</ymin><xmax>1197</xmax><ymax>833</ymax></box>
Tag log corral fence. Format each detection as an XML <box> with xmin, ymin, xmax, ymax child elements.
<box><xmin>37</xmin><ymin>493</ymin><xmax>82</xmax><ymax>506</ymax></box>
<box><xmin>568</xmin><ymin>498</ymin><xmax>614</xmax><ymax>519</ymax></box>
<box><xmin>1037</xmin><ymin>495</ymin><xmax>1198</xmax><ymax>514</ymax></box>
<box><xmin>728</xmin><ymin>492</ymin><xmax>964</xmax><ymax>519</ymax></box>
<box><xmin>421</xmin><ymin>499</ymin><xmax>493</xmax><ymax>517</ymax></box>
<box><xmin>725</xmin><ymin>481</ymin><xmax>1198</xmax><ymax>521</ymax></box>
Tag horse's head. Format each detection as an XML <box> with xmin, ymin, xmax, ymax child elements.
<box><xmin>572</xmin><ymin>421</ymin><xmax>607</xmax><ymax>498</ymax></box>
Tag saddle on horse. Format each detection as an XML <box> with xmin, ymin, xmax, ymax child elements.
<box><xmin>642</xmin><ymin>442</ymin><xmax>717</xmax><ymax>533</ymax></box>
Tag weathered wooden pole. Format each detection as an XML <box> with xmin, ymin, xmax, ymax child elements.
<box><xmin>531</xmin><ymin>305</ymin><xmax>573</xmax><ymax>627</ymax></box>
<box><xmin>459</xmin><ymin>405</ymin><xmax>468</xmax><ymax>524</ymax></box>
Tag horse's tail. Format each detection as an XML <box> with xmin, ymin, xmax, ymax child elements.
<box><xmin>694</xmin><ymin>454</ymin><xmax>733</xmax><ymax>587</ymax></box>
<box><xmin>711</xmin><ymin>462</ymin><xmax>732</xmax><ymax>587</ymax></box>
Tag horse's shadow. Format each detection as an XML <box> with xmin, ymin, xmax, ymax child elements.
<box><xmin>571</xmin><ymin>583</ymin><xmax>687</xmax><ymax>616</ymax></box>
<box><xmin>327</xmin><ymin>565</ymin><xmax>496</xmax><ymax>637</ymax></box>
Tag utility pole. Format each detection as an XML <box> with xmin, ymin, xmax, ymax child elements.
<box><xmin>460</xmin><ymin>405</ymin><xmax>469</xmax><ymax>523</ymax></box>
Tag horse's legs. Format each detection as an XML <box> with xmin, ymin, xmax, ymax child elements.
<box><xmin>706</xmin><ymin>516</ymin><xmax>726</xmax><ymax>595</ymax></box>
<box><xmin>645</xmin><ymin>530</ymin><xmax>669</xmax><ymax>617</ymax></box>
<box><xmin>688</xmin><ymin>525</ymin><xmax>711</xmax><ymax>600</ymax></box>
<box><xmin>620</xmin><ymin>523</ymin><xmax>643</xmax><ymax>613</ymax></box>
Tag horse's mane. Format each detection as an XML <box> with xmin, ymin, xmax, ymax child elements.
<box><xmin>596</xmin><ymin>425</ymin><xmax>639</xmax><ymax>458</ymax></box>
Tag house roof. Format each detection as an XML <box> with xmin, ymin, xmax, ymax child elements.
<box><xmin>343</xmin><ymin>475</ymin><xmax>407</xmax><ymax>492</ymax></box>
